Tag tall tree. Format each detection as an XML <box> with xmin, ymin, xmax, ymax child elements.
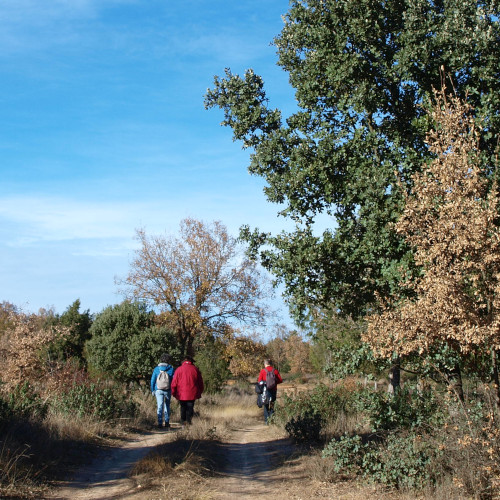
<box><xmin>205</xmin><ymin>0</ymin><xmax>500</xmax><ymax>321</ymax></box>
<box><xmin>120</xmin><ymin>218</ymin><xmax>269</xmax><ymax>357</ymax></box>
<box><xmin>365</xmin><ymin>87</ymin><xmax>500</xmax><ymax>399</ymax></box>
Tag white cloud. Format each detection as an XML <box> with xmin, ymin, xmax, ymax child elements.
<box><xmin>0</xmin><ymin>0</ymin><xmax>139</xmax><ymax>55</ymax></box>
<box><xmin>0</xmin><ymin>195</ymin><xmax>176</xmax><ymax>247</ymax></box>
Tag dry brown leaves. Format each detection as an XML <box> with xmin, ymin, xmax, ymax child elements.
<box><xmin>365</xmin><ymin>86</ymin><xmax>500</xmax><ymax>358</ymax></box>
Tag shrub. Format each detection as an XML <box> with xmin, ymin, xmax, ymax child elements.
<box><xmin>361</xmin><ymin>432</ymin><xmax>436</xmax><ymax>490</ymax></box>
<box><xmin>195</xmin><ymin>339</ymin><xmax>230</xmax><ymax>394</ymax></box>
<box><xmin>6</xmin><ymin>382</ymin><xmax>48</xmax><ymax>421</ymax></box>
<box><xmin>275</xmin><ymin>383</ymin><xmax>364</xmax><ymax>441</ymax></box>
<box><xmin>285</xmin><ymin>408</ymin><xmax>323</xmax><ymax>442</ymax></box>
<box><xmin>360</xmin><ymin>385</ymin><xmax>444</xmax><ymax>432</ymax></box>
<box><xmin>85</xmin><ymin>302</ymin><xmax>180</xmax><ymax>383</ymax></box>
<box><xmin>322</xmin><ymin>434</ymin><xmax>365</xmax><ymax>474</ymax></box>
<box><xmin>323</xmin><ymin>431</ymin><xmax>437</xmax><ymax>489</ymax></box>
<box><xmin>51</xmin><ymin>381</ymin><xmax>132</xmax><ymax>421</ymax></box>
<box><xmin>0</xmin><ymin>395</ymin><xmax>13</xmax><ymax>430</ymax></box>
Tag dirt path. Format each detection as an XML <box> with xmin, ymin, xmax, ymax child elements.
<box><xmin>49</xmin><ymin>423</ymin><xmax>296</xmax><ymax>500</ymax></box>
<box><xmin>49</xmin><ymin>422</ymin><xmax>380</xmax><ymax>500</ymax></box>
<box><xmin>49</xmin><ymin>429</ymin><xmax>169</xmax><ymax>500</ymax></box>
<box><xmin>209</xmin><ymin>423</ymin><xmax>295</xmax><ymax>499</ymax></box>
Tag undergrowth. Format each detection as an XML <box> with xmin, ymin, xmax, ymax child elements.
<box><xmin>273</xmin><ymin>380</ymin><xmax>500</xmax><ymax>499</ymax></box>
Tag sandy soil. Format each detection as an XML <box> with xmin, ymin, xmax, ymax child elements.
<box><xmin>205</xmin><ymin>423</ymin><xmax>295</xmax><ymax>499</ymax></box>
<box><xmin>48</xmin><ymin>429</ymin><xmax>169</xmax><ymax>500</ymax></box>
<box><xmin>47</xmin><ymin>420</ymin><xmax>396</xmax><ymax>500</ymax></box>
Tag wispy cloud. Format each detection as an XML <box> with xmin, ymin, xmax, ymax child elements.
<box><xmin>0</xmin><ymin>0</ymin><xmax>142</xmax><ymax>56</ymax></box>
<box><xmin>0</xmin><ymin>195</ymin><xmax>172</xmax><ymax>247</ymax></box>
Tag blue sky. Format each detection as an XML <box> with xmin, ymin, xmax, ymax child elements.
<box><xmin>0</xmin><ymin>0</ymin><xmax>300</xmax><ymax>326</ymax></box>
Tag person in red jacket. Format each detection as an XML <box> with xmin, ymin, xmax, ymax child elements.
<box><xmin>171</xmin><ymin>356</ymin><xmax>204</xmax><ymax>425</ymax></box>
<box><xmin>257</xmin><ymin>359</ymin><xmax>283</xmax><ymax>423</ymax></box>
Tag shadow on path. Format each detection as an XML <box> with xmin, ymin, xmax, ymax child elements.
<box><xmin>49</xmin><ymin>430</ymin><xmax>169</xmax><ymax>500</ymax></box>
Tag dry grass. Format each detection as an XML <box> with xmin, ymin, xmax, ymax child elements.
<box><xmin>44</xmin><ymin>411</ymin><xmax>111</xmax><ymax>442</ymax></box>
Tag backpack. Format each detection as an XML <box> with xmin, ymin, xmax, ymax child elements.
<box><xmin>265</xmin><ymin>368</ymin><xmax>277</xmax><ymax>391</ymax></box>
<box><xmin>156</xmin><ymin>369</ymin><xmax>171</xmax><ymax>390</ymax></box>
<box><xmin>257</xmin><ymin>393</ymin><xmax>264</xmax><ymax>408</ymax></box>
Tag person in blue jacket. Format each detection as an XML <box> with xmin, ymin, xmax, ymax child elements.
<box><xmin>151</xmin><ymin>353</ymin><xmax>175</xmax><ymax>429</ymax></box>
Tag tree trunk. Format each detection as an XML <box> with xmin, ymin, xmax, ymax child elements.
<box><xmin>448</xmin><ymin>364</ymin><xmax>464</xmax><ymax>402</ymax></box>
<box><xmin>492</xmin><ymin>349</ymin><xmax>500</xmax><ymax>409</ymax></box>
<box><xmin>388</xmin><ymin>357</ymin><xmax>401</xmax><ymax>395</ymax></box>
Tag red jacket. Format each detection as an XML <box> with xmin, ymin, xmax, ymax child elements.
<box><xmin>258</xmin><ymin>366</ymin><xmax>283</xmax><ymax>386</ymax></box>
<box><xmin>171</xmin><ymin>360</ymin><xmax>204</xmax><ymax>401</ymax></box>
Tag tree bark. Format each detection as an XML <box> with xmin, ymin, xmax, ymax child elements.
<box><xmin>492</xmin><ymin>349</ymin><xmax>500</xmax><ymax>409</ymax></box>
<box><xmin>448</xmin><ymin>364</ymin><xmax>464</xmax><ymax>402</ymax></box>
<box><xmin>388</xmin><ymin>357</ymin><xmax>401</xmax><ymax>395</ymax></box>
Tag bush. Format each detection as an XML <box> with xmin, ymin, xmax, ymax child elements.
<box><xmin>195</xmin><ymin>339</ymin><xmax>230</xmax><ymax>394</ymax></box>
<box><xmin>360</xmin><ymin>385</ymin><xmax>444</xmax><ymax>432</ymax></box>
<box><xmin>285</xmin><ymin>408</ymin><xmax>323</xmax><ymax>442</ymax></box>
<box><xmin>85</xmin><ymin>302</ymin><xmax>180</xmax><ymax>383</ymax></box>
<box><xmin>362</xmin><ymin>432</ymin><xmax>436</xmax><ymax>489</ymax></box>
<box><xmin>275</xmin><ymin>383</ymin><xmax>364</xmax><ymax>441</ymax></box>
<box><xmin>323</xmin><ymin>431</ymin><xmax>437</xmax><ymax>489</ymax></box>
<box><xmin>51</xmin><ymin>381</ymin><xmax>133</xmax><ymax>421</ymax></box>
<box><xmin>0</xmin><ymin>395</ymin><xmax>13</xmax><ymax>429</ymax></box>
<box><xmin>322</xmin><ymin>434</ymin><xmax>365</xmax><ymax>474</ymax></box>
<box><xmin>6</xmin><ymin>382</ymin><xmax>48</xmax><ymax>421</ymax></box>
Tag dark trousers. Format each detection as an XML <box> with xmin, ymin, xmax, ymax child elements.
<box><xmin>264</xmin><ymin>401</ymin><xmax>275</xmax><ymax>423</ymax></box>
<box><xmin>179</xmin><ymin>400</ymin><xmax>195</xmax><ymax>423</ymax></box>
<box><xmin>263</xmin><ymin>390</ymin><xmax>277</xmax><ymax>423</ymax></box>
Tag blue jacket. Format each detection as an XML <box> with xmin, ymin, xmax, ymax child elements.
<box><xmin>151</xmin><ymin>363</ymin><xmax>175</xmax><ymax>393</ymax></box>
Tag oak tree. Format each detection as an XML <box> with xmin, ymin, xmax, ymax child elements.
<box><xmin>85</xmin><ymin>301</ymin><xmax>179</xmax><ymax>382</ymax></box>
<box><xmin>225</xmin><ymin>333</ymin><xmax>267</xmax><ymax>379</ymax></box>
<box><xmin>365</xmin><ymin>87</ymin><xmax>500</xmax><ymax>398</ymax></box>
<box><xmin>0</xmin><ymin>310</ymin><xmax>69</xmax><ymax>388</ymax></box>
<box><xmin>205</xmin><ymin>0</ymin><xmax>500</xmax><ymax>321</ymax></box>
<box><xmin>120</xmin><ymin>218</ymin><xmax>269</xmax><ymax>357</ymax></box>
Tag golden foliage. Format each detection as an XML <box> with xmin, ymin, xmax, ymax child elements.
<box><xmin>365</xmin><ymin>86</ymin><xmax>500</xmax><ymax>358</ymax></box>
<box><xmin>225</xmin><ymin>334</ymin><xmax>267</xmax><ymax>379</ymax></box>
<box><xmin>0</xmin><ymin>311</ymin><xmax>69</xmax><ymax>388</ymax></box>
<box><xmin>283</xmin><ymin>332</ymin><xmax>312</xmax><ymax>375</ymax></box>
<box><xmin>120</xmin><ymin>218</ymin><xmax>269</xmax><ymax>354</ymax></box>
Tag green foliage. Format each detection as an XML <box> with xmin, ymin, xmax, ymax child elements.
<box><xmin>85</xmin><ymin>302</ymin><xmax>179</xmax><ymax>383</ymax></box>
<box><xmin>44</xmin><ymin>299</ymin><xmax>93</xmax><ymax>363</ymax></box>
<box><xmin>322</xmin><ymin>434</ymin><xmax>365</xmax><ymax>473</ymax></box>
<box><xmin>308</xmin><ymin>310</ymin><xmax>383</xmax><ymax>380</ymax></box>
<box><xmin>310</xmin><ymin>381</ymin><xmax>500</xmax><ymax>495</ymax></box>
<box><xmin>323</xmin><ymin>432</ymin><xmax>436</xmax><ymax>490</ymax></box>
<box><xmin>285</xmin><ymin>408</ymin><xmax>323</xmax><ymax>442</ymax></box>
<box><xmin>126</xmin><ymin>325</ymin><xmax>181</xmax><ymax>380</ymax></box>
<box><xmin>361</xmin><ymin>386</ymin><xmax>443</xmax><ymax>432</ymax></box>
<box><xmin>275</xmin><ymin>383</ymin><xmax>362</xmax><ymax>440</ymax></box>
<box><xmin>205</xmin><ymin>0</ymin><xmax>500</xmax><ymax>320</ymax></box>
<box><xmin>51</xmin><ymin>382</ymin><xmax>134</xmax><ymax>420</ymax></box>
<box><xmin>195</xmin><ymin>338</ymin><xmax>230</xmax><ymax>394</ymax></box>
<box><xmin>364</xmin><ymin>432</ymin><xmax>435</xmax><ymax>490</ymax></box>
<box><xmin>5</xmin><ymin>382</ymin><xmax>48</xmax><ymax>421</ymax></box>
<box><xmin>0</xmin><ymin>395</ymin><xmax>13</xmax><ymax>429</ymax></box>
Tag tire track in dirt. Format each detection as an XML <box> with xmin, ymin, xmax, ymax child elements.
<box><xmin>49</xmin><ymin>429</ymin><xmax>169</xmax><ymax>500</ymax></box>
<box><xmin>213</xmin><ymin>424</ymin><xmax>295</xmax><ymax>499</ymax></box>
<box><xmin>49</xmin><ymin>423</ymin><xmax>295</xmax><ymax>499</ymax></box>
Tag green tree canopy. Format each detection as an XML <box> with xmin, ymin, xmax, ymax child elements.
<box><xmin>85</xmin><ymin>301</ymin><xmax>179</xmax><ymax>383</ymax></box>
<box><xmin>205</xmin><ymin>0</ymin><xmax>500</xmax><ymax>320</ymax></box>
<box><xmin>45</xmin><ymin>299</ymin><xmax>93</xmax><ymax>363</ymax></box>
